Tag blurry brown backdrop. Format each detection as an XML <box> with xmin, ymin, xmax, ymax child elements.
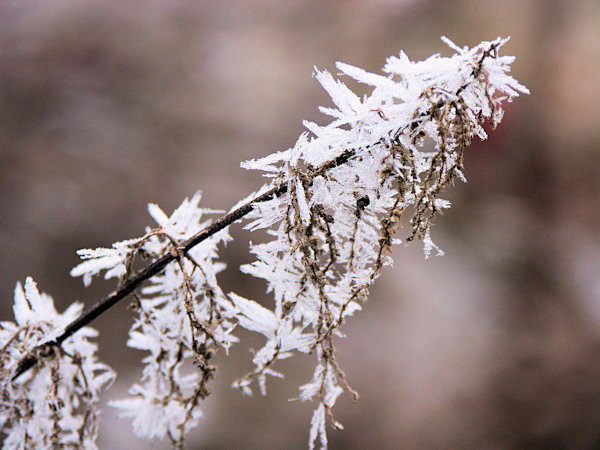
<box><xmin>1</xmin><ymin>0</ymin><xmax>599</xmax><ymax>448</ymax></box>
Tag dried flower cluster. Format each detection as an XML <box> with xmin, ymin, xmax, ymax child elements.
<box><xmin>0</xmin><ymin>37</ymin><xmax>527</xmax><ymax>449</ymax></box>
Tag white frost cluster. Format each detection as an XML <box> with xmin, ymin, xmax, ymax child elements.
<box><xmin>0</xmin><ymin>278</ymin><xmax>114</xmax><ymax>449</ymax></box>
<box><xmin>72</xmin><ymin>192</ymin><xmax>238</xmax><ymax>446</ymax></box>
<box><xmin>236</xmin><ymin>36</ymin><xmax>528</xmax><ymax>448</ymax></box>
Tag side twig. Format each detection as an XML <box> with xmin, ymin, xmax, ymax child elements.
<box><xmin>12</xmin><ymin>184</ymin><xmax>280</xmax><ymax>380</ymax></box>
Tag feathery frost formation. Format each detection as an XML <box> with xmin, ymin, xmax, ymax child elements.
<box><xmin>0</xmin><ymin>279</ymin><xmax>114</xmax><ymax>448</ymax></box>
<box><xmin>234</xmin><ymin>35</ymin><xmax>527</xmax><ymax>448</ymax></box>
<box><xmin>0</xmin><ymin>37</ymin><xmax>527</xmax><ymax>449</ymax></box>
<box><xmin>82</xmin><ymin>193</ymin><xmax>237</xmax><ymax>447</ymax></box>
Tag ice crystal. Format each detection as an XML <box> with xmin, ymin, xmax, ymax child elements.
<box><xmin>75</xmin><ymin>193</ymin><xmax>238</xmax><ymax>446</ymax></box>
<box><xmin>0</xmin><ymin>278</ymin><xmax>114</xmax><ymax>449</ymax></box>
<box><xmin>232</xmin><ymin>36</ymin><xmax>528</xmax><ymax>447</ymax></box>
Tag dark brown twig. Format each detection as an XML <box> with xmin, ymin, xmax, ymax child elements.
<box><xmin>12</xmin><ymin>45</ymin><xmax>497</xmax><ymax>380</ymax></box>
<box><xmin>12</xmin><ymin>150</ymin><xmax>364</xmax><ymax>381</ymax></box>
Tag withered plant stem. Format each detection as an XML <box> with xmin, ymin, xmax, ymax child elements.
<box><xmin>12</xmin><ymin>151</ymin><xmax>361</xmax><ymax>380</ymax></box>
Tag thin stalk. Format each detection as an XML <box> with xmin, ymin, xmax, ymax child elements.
<box><xmin>12</xmin><ymin>149</ymin><xmax>362</xmax><ymax>380</ymax></box>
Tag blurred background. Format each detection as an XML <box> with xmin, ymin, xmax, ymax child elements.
<box><xmin>1</xmin><ymin>0</ymin><xmax>599</xmax><ymax>448</ymax></box>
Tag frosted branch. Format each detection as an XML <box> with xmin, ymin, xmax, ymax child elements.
<box><xmin>1</xmin><ymin>37</ymin><xmax>527</xmax><ymax>448</ymax></box>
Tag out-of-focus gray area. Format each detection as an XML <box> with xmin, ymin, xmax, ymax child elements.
<box><xmin>1</xmin><ymin>0</ymin><xmax>599</xmax><ymax>448</ymax></box>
